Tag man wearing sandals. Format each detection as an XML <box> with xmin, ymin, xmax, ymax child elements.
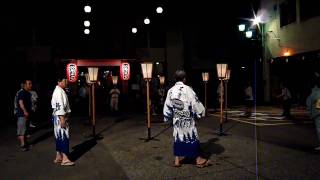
<box><xmin>163</xmin><ymin>69</ymin><xmax>212</xmax><ymax>168</ymax></box>
<box><xmin>51</xmin><ymin>77</ymin><xmax>74</xmax><ymax>166</ymax></box>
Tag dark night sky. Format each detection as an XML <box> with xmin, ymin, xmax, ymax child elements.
<box><xmin>1</xmin><ymin>0</ymin><xmax>262</xmax><ymax>117</ymax></box>
<box><xmin>3</xmin><ymin>0</ymin><xmax>259</xmax><ymax>47</ymax></box>
<box><xmin>1</xmin><ymin>0</ymin><xmax>260</xmax><ymax>62</ymax></box>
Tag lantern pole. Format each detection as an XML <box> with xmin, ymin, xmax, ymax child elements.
<box><xmin>216</xmin><ymin>64</ymin><xmax>228</xmax><ymax>136</ymax></box>
<box><xmin>146</xmin><ymin>79</ymin><xmax>151</xmax><ymax>139</ymax></box>
<box><xmin>202</xmin><ymin>72</ymin><xmax>209</xmax><ymax>117</ymax></box>
<box><xmin>224</xmin><ymin>70</ymin><xmax>231</xmax><ymax>123</ymax></box>
<box><xmin>88</xmin><ymin>83</ymin><xmax>92</xmax><ymax>124</ymax></box>
<box><xmin>140</xmin><ymin>63</ymin><xmax>156</xmax><ymax>142</ymax></box>
<box><xmin>219</xmin><ymin>79</ymin><xmax>224</xmax><ymax>135</ymax></box>
<box><xmin>87</xmin><ymin>67</ymin><xmax>99</xmax><ymax>138</ymax></box>
<box><xmin>92</xmin><ymin>82</ymin><xmax>96</xmax><ymax>136</ymax></box>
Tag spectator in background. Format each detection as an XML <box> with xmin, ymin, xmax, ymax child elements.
<box><xmin>277</xmin><ymin>83</ymin><xmax>292</xmax><ymax>119</ymax></box>
<box><xmin>16</xmin><ymin>79</ymin><xmax>33</xmax><ymax>151</ymax></box>
<box><xmin>109</xmin><ymin>85</ymin><xmax>120</xmax><ymax>114</ymax></box>
<box><xmin>307</xmin><ymin>78</ymin><xmax>320</xmax><ymax>150</ymax></box>
<box><xmin>244</xmin><ymin>81</ymin><xmax>254</xmax><ymax>117</ymax></box>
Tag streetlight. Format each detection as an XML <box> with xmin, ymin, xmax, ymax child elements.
<box><xmin>238</xmin><ymin>24</ymin><xmax>246</xmax><ymax>32</ymax></box>
<box><xmin>88</xmin><ymin>67</ymin><xmax>99</xmax><ymax>136</ymax></box>
<box><xmin>156</xmin><ymin>7</ymin><xmax>163</xmax><ymax>14</ymax></box>
<box><xmin>216</xmin><ymin>64</ymin><xmax>228</xmax><ymax>135</ymax></box>
<box><xmin>84</xmin><ymin>29</ymin><xmax>90</xmax><ymax>35</ymax></box>
<box><xmin>141</xmin><ymin>62</ymin><xmax>153</xmax><ymax>140</ymax></box>
<box><xmin>224</xmin><ymin>69</ymin><xmax>231</xmax><ymax>122</ymax></box>
<box><xmin>239</xmin><ymin>13</ymin><xmax>270</xmax><ymax>103</ymax></box>
<box><xmin>84</xmin><ymin>5</ymin><xmax>91</xmax><ymax>13</ymax></box>
<box><xmin>202</xmin><ymin>72</ymin><xmax>209</xmax><ymax>116</ymax></box>
<box><xmin>246</xmin><ymin>30</ymin><xmax>253</xmax><ymax>38</ymax></box>
<box><xmin>84</xmin><ymin>20</ymin><xmax>90</xmax><ymax>27</ymax></box>
<box><xmin>131</xmin><ymin>27</ymin><xmax>137</xmax><ymax>34</ymax></box>
<box><xmin>144</xmin><ymin>17</ymin><xmax>150</xmax><ymax>25</ymax></box>
<box><xmin>253</xmin><ymin>16</ymin><xmax>262</xmax><ymax>25</ymax></box>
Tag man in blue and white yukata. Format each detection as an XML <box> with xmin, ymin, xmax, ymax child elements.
<box><xmin>163</xmin><ymin>70</ymin><xmax>211</xmax><ymax>168</ymax></box>
<box><xmin>51</xmin><ymin>77</ymin><xmax>74</xmax><ymax>166</ymax></box>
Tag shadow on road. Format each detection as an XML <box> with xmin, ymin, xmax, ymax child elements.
<box><xmin>200</xmin><ymin>138</ymin><xmax>225</xmax><ymax>159</ymax></box>
<box><xmin>69</xmin><ymin>138</ymin><xmax>97</xmax><ymax>162</ymax></box>
<box><xmin>97</xmin><ymin>115</ymin><xmax>131</xmax><ymax>135</ymax></box>
<box><xmin>30</xmin><ymin>130</ymin><xmax>52</xmax><ymax>145</ymax></box>
<box><xmin>152</xmin><ymin>124</ymin><xmax>172</xmax><ymax>139</ymax></box>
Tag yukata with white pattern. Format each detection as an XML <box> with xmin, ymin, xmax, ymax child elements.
<box><xmin>163</xmin><ymin>81</ymin><xmax>205</xmax><ymax>158</ymax></box>
<box><xmin>51</xmin><ymin>85</ymin><xmax>71</xmax><ymax>154</ymax></box>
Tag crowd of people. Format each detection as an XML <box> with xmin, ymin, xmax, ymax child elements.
<box><xmin>13</xmin><ymin>69</ymin><xmax>320</xmax><ymax>168</ymax></box>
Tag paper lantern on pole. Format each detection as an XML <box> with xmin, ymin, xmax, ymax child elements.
<box><xmin>141</xmin><ymin>62</ymin><xmax>153</xmax><ymax>79</ymax></box>
<box><xmin>66</xmin><ymin>63</ymin><xmax>78</xmax><ymax>83</ymax></box>
<box><xmin>120</xmin><ymin>62</ymin><xmax>131</xmax><ymax>80</ymax></box>
<box><xmin>216</xmin><ymin>64</ymin><xmax>228</xmax><ymax>80</ymax></box>
<box><xmin>112</xmin><ymin>76</ymin><xmax>118</xmax><ymax>85</ymax></box>
<box><xmin>88</xmin><ymin>67</ymin><xmax>99</xmax><ymax>82</ymax></box>
<box><xmin>224</xmin><ymin>70</ymin><xmax>231</xmax><ymax>81</ymax></box>
<box><xmin>202</xmin><ymin>72</ymin><xmax>209</xmax><ymax>82</ymax></box>
<box><xmin>159</xmin><ymin>76</ymin><xmax>165</xmax><ymax>86</ymax></box>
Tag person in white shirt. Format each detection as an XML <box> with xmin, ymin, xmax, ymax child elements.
<box><xmin>51</xmin><ymin>77</ymin><xmax>74</xmax><ymax>166</ymax></box>
<box><xmin>277</xmin><ymin>83</ymin><xmax>292</xmax><ymax>119</ymax></box>
<box><xmin>244</xmin><ymin>81</ymin><xmax>254</xmax><ymax>117</ymax></box>
<box><xmin>163</xmin><ymin>69</ymin><xmax>211</xmax><ymax>168</ymax></box>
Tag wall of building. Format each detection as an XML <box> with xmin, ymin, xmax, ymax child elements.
<box><xmin>261</xmin><ymin>0</ymin><xmax>320</xmax><ymax>104</ymax></box>
<box><xmin>263</xmin><ymin>0</ymin><xmax>320</xmax><ymax>58</ymax></box>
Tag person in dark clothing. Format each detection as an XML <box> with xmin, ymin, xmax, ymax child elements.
<box><xmin>16</xmin><ymin>79</ymin><xmax>32</xmax><ymax>151</ymax></box>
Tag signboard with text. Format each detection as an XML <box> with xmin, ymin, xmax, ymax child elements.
<box><xmin>120</xmin><ymin>62</ymin><xmax>130</xmax><ymax>81</ymax></box>
<box><xmin>66</xmin><ymin>63</ymin><xmax>78</xmax><ymax>83</ymax></box>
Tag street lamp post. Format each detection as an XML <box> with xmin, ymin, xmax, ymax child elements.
<box><xmin>224</xmin><ymin>70</ymin><xmax>231</xmax><ymax>122</ymax></box>
<box><xmin>141</xmin><ymin>62</ymin><xmax>153</xmax><ymax>140</ymax></box>
<box><xmin>88</xmin><ymin>67</ymin><xmax>99</xmax><ymax>137</ymax></box>
<box><xmin>238</xmin><ymin>15</ymin><xmax>269</xmax><ymax>102</ymax></box>
<box><xmin>216</xmin><ymin>64</ymin><xmax>228</xmax><ymax>135</ymax></box>
<box><xmin>85</xmin><ymin>73</ymin><xmax>93</xmax><ymax>125</ymax></box>
<box><xmin>202</xmin><ymin>72</ymin><xmax>209</xmax><ymax>116</ymax></box>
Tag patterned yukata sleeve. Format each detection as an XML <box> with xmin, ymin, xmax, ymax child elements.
<box><xmin>163</xmin><ymin>90</ymin><xmax>173</xmax><ymax>122</ymax></box>
<box><xmin>191</xmin><ymin>89</ymin><xmax>205</xmax><ymax>119</ymax></box>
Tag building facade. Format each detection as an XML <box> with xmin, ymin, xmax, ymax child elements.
<box><xmin>262</xmin><ymin>0</ymin><xmax>320</xmax><ymax>103</ymax></box>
